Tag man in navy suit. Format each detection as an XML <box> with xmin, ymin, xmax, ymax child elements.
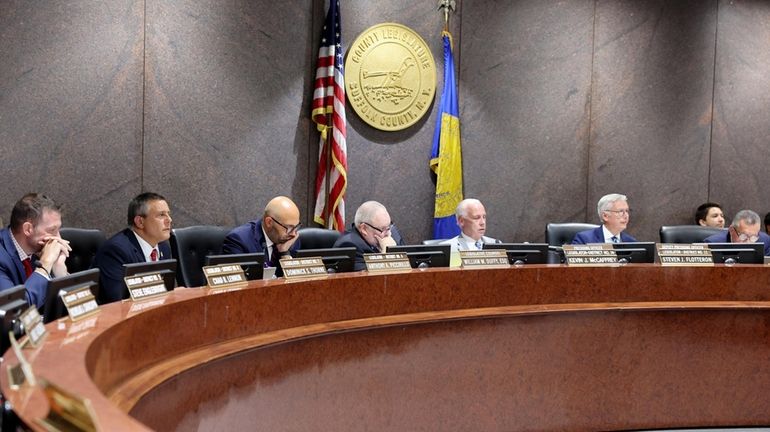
<box><xmin>0</xmin><ymin>193</ymin><xmax>71</xmax><ymax>308</ymax></box>
<box><xmin>704</xmin><ymin>209</ymin><xmax>770</xmax><ymax>256</ymax></box>
<box><xmin>333</xmin><ymin>201</ymin><xmax>405</xmax><ymax>271</ymax></box>
<box><xmin>222</xmin><ymin>196</ymin><xmax>302</xmax><ymax>277</ymax></box>
<box><xmin>573</xmin><ymin>193</ymin><xmax>638</xmax><ymax>244</ymax></box>
<box><xmin>93</xmin><ymin>192</ymin><xmax>173</xmax><ymax>304</ymax></box>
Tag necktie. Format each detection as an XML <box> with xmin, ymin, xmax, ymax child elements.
<box><xmin>22</xmin><ymin>258</ymin><xmax>33</xmax><ymax>278</ymax></box>
<box><xmin>150</xmin><ymin>248</ymin><xmax>158</xmax><ymax>262</ymax></box>
<box><xmin>475</xmin><ymin>240</ymin><xmax>483</xmax><ymax>250</ymax></box>
<box><xmin>611</xmin><ymin>236</ymin><xmax>619</xmax><ymax>244</ymax></box>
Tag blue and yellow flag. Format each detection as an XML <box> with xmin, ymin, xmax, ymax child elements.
<box><xmin>429</xmin><ymin>31</ymin><xmax>463</xmax><ymax>239</ymax></box>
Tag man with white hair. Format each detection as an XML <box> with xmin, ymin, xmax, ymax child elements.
<box><xmin>572</xmin><ymin>193</ymin><xmax>637</xmax><ymax>244</ymax></box>
<box><xmin>704</xmin><ymin>209</ymin><xmax>770</xmax><ymax>256</ymax></box>
<box><xmin>332</xmin><ymin>201</ymin><xmax>405</xmax><ymax>271</ymax></box>
<box><xmin>442</xmin><ymin>198</ymin><xmax>501</xmax><ymax>251</ymax></box>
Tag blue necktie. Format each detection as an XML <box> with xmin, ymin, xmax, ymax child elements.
<box><xmin>611</xmin><ymin>236</ymin><xmax>618</xmax><ymax>243</ymax></box>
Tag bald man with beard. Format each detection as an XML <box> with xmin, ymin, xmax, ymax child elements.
<box><xmin>222</xmin><ymin>196</ymin><xmax>302</xmax><ymax>277</ymax></box>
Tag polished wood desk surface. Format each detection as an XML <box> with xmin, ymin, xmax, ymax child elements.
<box><xmin>3</xmin><ymin>264</ymin><xmax>770</xmax><ymax>431</ymax></box>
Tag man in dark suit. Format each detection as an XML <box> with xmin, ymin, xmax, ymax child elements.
<box><xmin>333</xmin><ymin>201</ymin><xmax>405</xmax><ymax>271</ymax></box>
<box><xmin>573</xmin><ymin>193</ymin><xmax>638</xmax><ymax>244</ymax></box>
<box><xmin>0</xmin><ymin>193</ymin><xmax>71</xmax><ymax>308</ymax></box>
<box><xmin>704</xmin><ymin>209</ymin><xmax>770</xmax><ymax>256</ymax></box>
<box><xmin>93</xmin><ymin>192</ymin><xmax>172</xmax><ymax>304</ymax></box>
<box><xmin>222</xmin><ymin>196</ymin><xmax>302</xmax><ymax>277</ymax></box>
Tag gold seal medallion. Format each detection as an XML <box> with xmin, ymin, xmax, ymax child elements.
<box><xmin>345</xmin><ymin>23</ymin><xmax>436</xmax><ymax>131</ymax></box>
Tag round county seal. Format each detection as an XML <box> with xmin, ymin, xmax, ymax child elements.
<box><xmin>345</xmin><ymin>23</ymin><xmax>436</xmax><ymax>131</ymax></box>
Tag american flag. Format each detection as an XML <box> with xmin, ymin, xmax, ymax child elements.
<box><xmin>311</xmin><ymin>0</ymin><xmax>347</xmax><ymax>231</ymax></box>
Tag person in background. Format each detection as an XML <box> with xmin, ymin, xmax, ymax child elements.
<box><xmin>222</xmin><ymin>196</ymin><xmax>302</xmax><ymax>277</ymax></box>
<box><xmin>704</xmin><ymin>209</ymin><xmax>770</xmax><ymax>256</ymax></box>
<box><xmin>695</xmin><ymin>202</ymin><xmax>725</xmax><ymax>228</ymax></box>
<box><xmin>573</xmin><ymin>193</ymin><xmax>637</xmax><ymax>244</ymax></box>
<box><xmin>442</xmin><ymin>198</ymin><xmax>501</xmax><ymax>251</ymax></box>
<box><xmin>93</xmin><ymin>192</ymin><xmax>173</xmax><ymax>304</ymax></box>
<box><xmin>0</xmin><ymin>193</ymin><xmax>70</xmax><ymax>308</ymax></box>
<box><xmin>333</xmin><ymin>201</ymin><xmax>405</xmax><ymax>271</ymax></box>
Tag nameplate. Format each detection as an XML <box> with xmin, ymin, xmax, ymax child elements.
<box><xmin>656</xmin><ymin>243</ymin><xmax>714</xmax><ymax>266</ymax></box>
<box><xmin>460</xmin><ymin>250</ymin><xmax>510</xmax><ymax>269</ymax></box>
<box><xmin>364</xmin><ymin>253</ymin><xmax>412</xmax><ymax>273</ymax></box>
<box><xmin>60</xmin><ymin>285</ymin><xmax>100</xmax><ymax>322</ymax></box>
<box><xmin>124</xmin><ymin>272</ymin><xmax>170</xmax><ymax>301</ymax></box>
<box><xmin>563</xmin><ymin>244</ymin><xmax>619</xmax><ymax>266</ymax></box>
<box><xmin>19</xmin><ymin>305</ymin><xmax>46</xmax><ymax>348</ymax></box>
<box><xmin>7</xmin><ymin>330</ymin><xmax>36</xmax><ymax>389</ymax></box>
<box><xmin>37</xmin><ymin>379</ymin><xmax>98</xmax><ymax>432</ymax></box>
<box><xmin>280</xmin><ymin>257</ymin><xmax>328</xmax><ymax>279</ymax></box>
<box><xmin>202</xmin><ymin>264</ymin><xmax>248</xmax><ymax>290</ymax></box>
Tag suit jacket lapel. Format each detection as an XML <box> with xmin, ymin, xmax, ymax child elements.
<box><xmin>2</xmin><ymin>230</ymin><xmax>25</xmax><ymax>281</ymax></box>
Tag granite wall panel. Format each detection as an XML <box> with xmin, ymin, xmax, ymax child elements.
<box><xmin>710</xmin><ymin>0</ymin><xmax>770</xmax><ymax>221</ymax></box>
<box><xmin>460</xmin><ymin>0</ymin><xmax>595</xmax><ymax>243</ymax></box>
<box><xmin>589</xmin><ymin>0</ymin><xmax>717</xmax><ymax>241</ymax></box>
<box><xmin>339</xmin><ymin>1</ymin><xmax>461</xmax><ymax>243</ymax></box>
<box><xmin>143</xmin><ymin>0</ymin><xmax>314</xmax><ymax>230</ymax></box>
<box><xmin>0</xmin><ymin>1</ymin><xmax>144</xmax><ymax>234</ymax></box>
<box><xmin>2</xmin><ymin>0</ymin><xmax>770</xmax><ymax>245</ymax></box>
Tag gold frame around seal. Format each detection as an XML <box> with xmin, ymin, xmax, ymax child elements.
<box><xmin>345</xmin><ymin>23</ymin><xmax>436</xmax><ymax>131</ymax></box>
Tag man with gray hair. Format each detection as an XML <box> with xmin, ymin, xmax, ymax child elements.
<box><xmin>704</xmin><ymin>209</ymin><xmax>770</xmax><ymax>255</ymax></box>
<box><xmin>442</xmin><ymin>198</ymin><xmax>501</xmax><ymax>251</ymax></box>
<box><xmin>572</xmin><ymin>193</ymin><xmax>637</xmax><ymax>244</ymax></box>
<box><xmin>332</xmin><ymin>201</ymin><xmax>405</xmax><ymax>271</ymax></box>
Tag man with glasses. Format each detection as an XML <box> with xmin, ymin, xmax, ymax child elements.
<box><xmin>572</xmin><ymin>193</ymin><xmax>638</xmax><ymax>244</ymax></box>
<box><xmin>442</xmin><ymin>198</ymin><xmax>501</xmax><ymax>251</ymax></box>
<box><xmin>222</xmin><ymin>196</ymin><xmax>302</xmax><ymax>276</ymax></box>
<box><xmin>704</xmin><ymin>209</ymin><xmax>770</xmax><ymax>255</ymax></box>
<box><xmin>332</xmin><ymin>201</ymin><xmax>405</xmax><ymax>271</ymax></box>
<box><xmin>93</xmin><ymin>192</ymin><xmax>173</xmax><ymax>303</ymax></box>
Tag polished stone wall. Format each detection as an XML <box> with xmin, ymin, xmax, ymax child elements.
<box><xmin>1</xmin><ymin>0</ymin><xmax>769</xmax><ymax>244</ymax></box>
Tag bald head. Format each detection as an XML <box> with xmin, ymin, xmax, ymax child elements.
<box><xmin>264</xmin><ymin>196</ymin><xmax>300</xmax><ymax>222</ymax></box>
<box><xmin>263</xmin><ymin>196</ymin><xmax>301</xmax><ymax>245</ymax></box>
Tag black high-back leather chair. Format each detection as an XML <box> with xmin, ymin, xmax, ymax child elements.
<box><xmin>545</xmin><ymin>223</ymin><xmax>600</xmax><ymax>264</ymax></box>
<box><xmin>59</xmin><ymin>227</ymin><xmax>106</xmax><ymax>274</ymax></box>
<box><xmin>170</xmin><ymin>225</ymin><xmax>231</xmax><ymax>288</ymax></box>
<box><xmin>545</xmin><ymin>223</ymin><xmax>600</xmax><ymax>246</ymax></box>
<box><xmin>298</xmin><ymin>227</ymin><xmax>342</xmax><ymax>250</ymax></box>
<box><xmin>659</xmin><ymin>225</ymin><xmax>726</xmax><ymax>243</ymax></box>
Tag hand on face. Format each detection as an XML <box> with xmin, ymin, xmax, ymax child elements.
<box><xmin>274</xmin><ymin>231</ymin><xmax>299</xmax><ymax>253</ymax></box>
<box><xmin>38</xmin><ymin>236</ymin><xmax>71</xmax><ymax>275</ymax></box>
<box><xmin>377</xmin><ymin>234</ymin><xmax>397</xmax><ymax>252</ymax></box>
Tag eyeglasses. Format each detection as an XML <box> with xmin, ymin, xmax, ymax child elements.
<box><xmin>271</xmin><ymin>217</ymin><xmax>301</xmax><ymax>234</ymax></box>
<box><xmin>735</xmin><ymin>231</ymin><xmax>759</xmax><ymax>243</ymax></box>
<box><xmin>604</xmin><ymin>209</ymin><xmax>632</xmax><ymax>216</ymax></box>
<box><xmin>363</xmin><ymin>221</ymin><xmax>393</xmax><ymax>234</ymax></box>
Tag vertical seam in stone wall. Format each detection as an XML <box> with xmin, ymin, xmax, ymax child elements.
<box><xmin>307</xmin><ymin>0</ymin><xmax>320</xmax><ymax>227</ymax></box>
<box><xmin>706</xmin><ymin>0</ymin><xmax>720</xmax><ymax>201</ymax></box>
<box><xmin>585</xmin><ymin>0</ymin><xmax>598</xmax><ymax>220</ymax></box>
<box><xmin>139</xmin><ymin>0</ymin><xmax>147</xmax><ymax>192</ymax></box>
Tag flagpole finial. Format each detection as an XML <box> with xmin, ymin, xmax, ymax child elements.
<box><xmin>437</xmin><ymin>0</ymin><xmax>456</xmax><ymax>31</ymax></box>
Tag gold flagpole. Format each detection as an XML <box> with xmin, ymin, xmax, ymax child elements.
<box><xmin>438</xmin><ymin>0</ymin><xmax>456</xmax><ymax>31</ymax></box>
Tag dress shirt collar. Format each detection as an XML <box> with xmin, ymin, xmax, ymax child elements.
<box><xmin>10</xmin><ymin>231</ymin><xmax>31</xmax><ymax>261</ymax></box>
<box><xmin>602</xmin><ymin>225</ymin><xmax>620</xmax><ymax>243</ymax></box>
<box><xmin>131</xmin><ymin>229</ymin><xmax>157</xmax><ymax>262</ymax></box>
<box><xmin>460</xmin><ymin>232</ymin><xmax>484</xmax><ymax>250</ymax></box>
